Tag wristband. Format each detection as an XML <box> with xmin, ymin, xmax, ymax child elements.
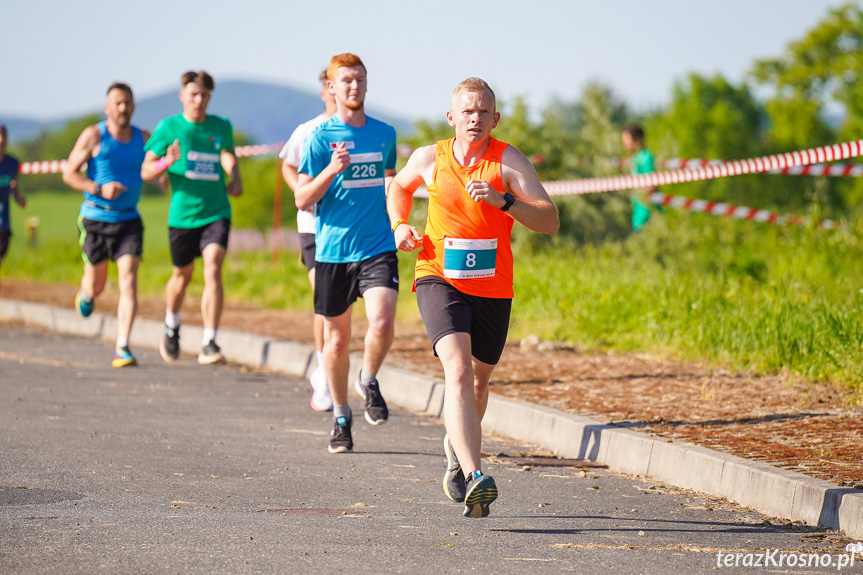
<box><xmin>154</xmin><ymin>158</ymin><xmax>169</xmax><ymax>172</ymax></box>
<box><xmin>391</xmin><ymin>219</ymin><xmax>407</xmax><ymax>232</ymax></box>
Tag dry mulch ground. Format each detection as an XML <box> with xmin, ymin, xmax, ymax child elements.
<box><xmin>2</xmin><ymin>278</ymin><xmax>861</xmax><ymax>488</ymax></box>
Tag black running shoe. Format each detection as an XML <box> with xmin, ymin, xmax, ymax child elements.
<box><xmin>463</xmin><ymin>472</ymin><xmax>498</xmax><ymax>518</ymax></box>
<box><xmin>328</xmin><ymin>416</ymin><xmax>353</xmax><ymax>454</ymax></box>
<box><xmin>355</xmin><ymin>374</ymin><xmax>388</xmax><ymax>425</ymax></box>
<box><xmin>160</xmin><ymin>325</ymin><xmax>180</xmax><ymax>362</ymax></box>
<box><xmin>443</xmin><ymin>434</ymin><xmax>466</xmax><ymax>502</ymax></box>
<box><xmin>198</xmin><ymin>340</ymin><xmax>226</xmax><ymax>365</ymax></box>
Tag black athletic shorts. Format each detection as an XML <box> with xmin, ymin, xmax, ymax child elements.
<box><xmin>169</xmin><ymin>219</ymin><xmax>230</xmax><ymax>268</ymax></box>
<box><xmin>314</xmin><ymin>251</ymin><xmax>399</xmax><ymax>317</ymax></box>
<box><xmin>416</xmin><ymin>276</ymin><xmax>512</xmax><ymax>366</ymax></box>
<box><xmin>0</xmin><ymin>231</ymin><xmax>10</xmax><ymax>258</ymax></box>
<box><xmin>78</xmin><ymin>216</ymin><xmax>144</xmax><ymax>266</ymax></box>
<box><xmin>299</xmin><ymin>233</ymin><xmax>317</xmax><ymax>272</ymax></box>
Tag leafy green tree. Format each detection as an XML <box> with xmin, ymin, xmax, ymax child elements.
<box><xmin>751</xmin><ymin>1</ymin><xmax>861</xmax><ymax>213</ymax></box>
<box><xmin>643</xmin><ymin>73</ymin><xmax>812</xmax><ymax>211</ymax></box>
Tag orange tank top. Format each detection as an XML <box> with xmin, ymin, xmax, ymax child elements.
<box><xmin>415</xmin><ymin>137</ymin><xmax>514</xmax><ymax>298</ymax></box>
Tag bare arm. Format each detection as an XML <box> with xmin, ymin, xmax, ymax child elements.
<box><xmin>282</xmin><ymin>161</ymin><xmax>300</xmax><ymax>191</ymax></box>
<box><xmin>387</xmin><ymin>145</ymin><xmax>434</xmax><ymax>252</ymax></box>
<box><xmin>139</xmin><ymin>130</ymin><xmax>169</xmax><ymax>190</ymax></box>
<box><xmin>499</xmin><ymin>146</ymin><xmax>559</xmax><ymax>235</ymax></box>
<box><xmin>294</xmin><ymin>142</ymin><xmax>350</xmax><ymax>211</ymax></box>
<box><xmin>10</xmin><ymin>179</ymin><xmax>25</xmax><ymax>208</ymax></box>
<box><xmin>62</xmin><ymin>125</ymin><xmax>127</xmax><ymax>197</ymax></box>
<box><xmin>221</xmin><ymin>149</ymin><xmax>243</xmax><ymax>197</ymax></box>
<box><xmin>141</xmin><ymin>139</ymin><xmax>181</xmax><ymax>181</ymax></box>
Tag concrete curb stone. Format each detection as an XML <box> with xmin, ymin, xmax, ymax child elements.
<box><xmin>1</xmin><ymin>297</ymin><xmax>861</xmax><ymax>540</ymax></box>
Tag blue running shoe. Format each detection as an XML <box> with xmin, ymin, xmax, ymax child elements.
<box><xmin>463</xmin><ymin>471</ymin><xmax>498</xmax><ymax>518</ymax></box>
<box><xmin>112</xmin><ymin>346</ymin><xmax>137</xmax><ymax>368</ymax></box>
<box><xmin>75</xmin><ymin>291</ymin><xmax>94</xmax><ymax>318</ymax></box>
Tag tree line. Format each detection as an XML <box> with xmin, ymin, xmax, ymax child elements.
<box><xmin>8</xmin><ymin>3</ymin><xmax>862</xmax><ymax>242</ymax></box>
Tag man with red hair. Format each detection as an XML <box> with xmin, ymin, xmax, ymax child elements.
<box><xmin>295</xmin><ymin>53</ymin><xmax>398</xmax><ymax>454</ymax></box>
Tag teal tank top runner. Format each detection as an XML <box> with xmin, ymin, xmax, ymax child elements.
<box><xmin>81</xmin><ymin>121</ymin><xmax>145</xmax><ymax>223</ymax></box>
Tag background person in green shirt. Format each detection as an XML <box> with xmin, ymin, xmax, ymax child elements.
<box><xmin>621</xmin><ymin>124</ymin><xmax>657</xmax><ymax>232</ymax></box>
<box><xmin>141</xmin><ymin>71</ymin><xmax>243</xmax><ymax>365</ymax></box>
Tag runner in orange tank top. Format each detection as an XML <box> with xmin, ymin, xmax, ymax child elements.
<box><xmin>387</xmin><ymin>77</ymin><xmax>559</xmax><ymax>518</ymax></box>
<box><xmin>415</xmin><ymin>136</ymin><xmax>514</xmax><ymax>298</ymax></box>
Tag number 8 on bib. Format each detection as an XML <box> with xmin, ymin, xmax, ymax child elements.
<box><xmin>443</xmin><ymin>238</ymin><xmax>498</xmax><ymax>279</ymax></box>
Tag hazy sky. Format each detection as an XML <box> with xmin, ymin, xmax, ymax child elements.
<box><xmin>2</xmin><ymin>0</ymin><xmax>847</xmax><ymax>123</ymax></box>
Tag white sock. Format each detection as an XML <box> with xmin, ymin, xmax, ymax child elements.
<box><xmin>116</xmin><ymin>337</ymin><xmax>128</xmax><ymax>349</ymax></box>
<box><xmin>203</xmin><ymin>328</ymin><xmax>217</xmax><ymax>345</ymax></box>
<box><xmin>165</xmin><ymin>311</ymin><xmax>181</xmax><ymax>329</ymax></box>
<box><xmin>315</xmin><ymin>350</ymin><xmax>324</xmax><ymax>370</ymax></box>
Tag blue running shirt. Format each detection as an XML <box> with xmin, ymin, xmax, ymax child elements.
<box><xmin>299</xmin><ymin>115</ymin><xmax>397</xmax><ymax>263</ymax></box>
<box><xmin>81</xmin><ymin>122</ymin><xmax>146</xmax><ymax>223</ymax></box>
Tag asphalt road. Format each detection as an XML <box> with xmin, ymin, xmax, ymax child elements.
<box><xmin>0</xmin><ymin>324</ymin><xmax>853</xmax><ymax>574</ymax></box>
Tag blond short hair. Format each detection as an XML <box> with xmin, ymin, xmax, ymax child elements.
<box><xmin>452</xmin><ymin>77</ymin><xmax>496</xmax><ymax>111</ymax></box>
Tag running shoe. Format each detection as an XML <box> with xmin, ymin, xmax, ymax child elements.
<box><xmin>443</xmin><ymin>434</ymin><xmax>466</xmax><ymax>502</ymax></box>
<box><xmin>111</xmin><ymin>346</ymin><xmax>137</xmax><ymax>368</ymax></box>
<box><xmin>160</xmin><ymin>325</ymin><xmax>180</xmax><ymax>362</ymax></box>
<box><xmin>355</xmin><ymin>374</ymin><xmax>388</xmax><ymax>425</ymax></box>
<box><xmin>75</xmin><ymin>291</ymin><xmax>94</xmax><ymax>318</ymax></box>
<box><xmin>463</xmin><ymin>471</ymin><xmax>498</xmax><ymax>518</ymax></box>
<box><xmin>328</xmin><ymin>415</ymin><xmax>353</xmax><ymax>454</ymax></box>
<box><xmin>198</xmin><ymin>340</ymin><xmax>226</xmax><ymax>365</ymax></box>
<box><xmin>310</xmin><ymin>367</ymin><xmax>333</xmax><ymax>412</ymax></box>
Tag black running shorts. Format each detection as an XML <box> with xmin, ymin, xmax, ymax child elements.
<box><xmin>0</xmin><ymin>231</ymin><xmax>10</xmax><ymax>258</ymax></box>
<box><xmin>169</xmin><ymin>219</ymin><xmax>231</xmax><ymax>268</ymax></box>
<box><xmin>299</xmin><ymin>233</ymin><xmax>317</xmax><ymax>272</ymax></box>
<box><xmin>78</xmin><ymin>217</ymin><xmax>144</xmax><ymax>266</ymax></box>
<box><xmin>415</xmin><ymin>276</ymin><xmax>512</xmax><ymax>366</ymax></box>
<box><xmin>314</xmin><ymin>251</ymin><xmax>399</xmax><ymax>317</ymax></box>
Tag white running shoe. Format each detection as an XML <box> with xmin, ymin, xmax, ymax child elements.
<box><xmin>310</xmin><ymin>367</ymin><xmax>333</xmax><ymax>412</ymax></box>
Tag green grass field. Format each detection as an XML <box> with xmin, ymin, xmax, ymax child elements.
<box><xmin>3</xmin><ymin>190</ymin><xmax>862</xmax><ymax>397</ymax></box>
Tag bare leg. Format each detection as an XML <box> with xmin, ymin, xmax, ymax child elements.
<box><xmin>166</xmin><ymin>262</ymin><xmax>194</xmax><ymax>315</ymax></box>
<box><xmin>436</xmin><ymin>332</ymin><xmax>497</xmax><ymax>475</ymax></box>
<box><xmin>81</xmin><ymin>260</ymin><xmax>109</xmax><ymax>299</ymax></box>
<box><xmin>360</xmin><ymin>286</ymin><xmax>397</xmax><ymax>374</ymax></box>
<box><xmin>200</xmin><ymin>243</ymin><xmax>226</xmax><ymax>330</ymax></box>
<box><xmin>323</xmin><ymin>308</ymin><xmax>352</xmax><ymax>406</ymax></box>
<box><xmin>308</xmin><ymin>268</ymin><xmax>324</xmax><ymax>354</ymax></box>
<box><xmin>115</xmin><ymin>255</ymin><xmax>139</xmax><ymax>343</ymax></box>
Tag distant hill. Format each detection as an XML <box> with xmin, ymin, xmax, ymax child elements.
<box><xmin>0</xmin><ymin>79</ymin><xmax>414</xmax><ymax>146</ymax></box>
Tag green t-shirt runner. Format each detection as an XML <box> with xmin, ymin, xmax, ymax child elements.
<box><xmin>630</xmin><ymin>149</ymin><xmax>656</xmax><ymax>231</ymax></box>
<box><xmin>145</xmin><ymin>114</ymin><xmax>234</xmax><ymax>229</ymax></box>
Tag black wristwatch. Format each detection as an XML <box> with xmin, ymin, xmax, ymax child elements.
<box><xmin>500</xmin><ymin>192</ymin><xmax>515</xmax><ymax>212</ymax></box>
<box><xmin>93</xmin><ymin>183</ymin><xmax>102</xmax><ymax>197</ymax></box>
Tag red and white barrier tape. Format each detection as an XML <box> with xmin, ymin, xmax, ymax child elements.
<box><xmin>16</xmin><ymin>143</ymin><xmax>282</xmax><ymax>174</ymax></box>
<box><xmin>543</xmin><ymin>140</ymin><xmax>863</xmax><ymax>196</ymax></box>
<box><xmin>595</xmin><ymin>157</ymin><xmax>863</xmax><ymax>176</ymax></box>
<box><xmin>649</xmin><ymin>191</ymin><xmax>840</xmax><ymax>229</ymax></box>
<box><xmin>660</xmin><ymin>158</ymin><xmax>863</xmax><ymax>176</ymax></box>
<box><xmin>19</xmin><ymin>159</ymin><xmax>68</xmax><ymax>175</ymax></box>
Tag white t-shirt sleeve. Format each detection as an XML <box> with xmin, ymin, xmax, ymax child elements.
<box><xmin>279</xmin><ymin>125</ymin><xmax>304</xmax><ymax>165</ymax></box>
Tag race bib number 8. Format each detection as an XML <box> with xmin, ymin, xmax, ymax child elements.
<box><xmin>443</xmin><ymin>238</ymin><xmax>497</xmax><ymax>279</ymax></box>
<box><xmin>185</xmin><ymin>151</ymin><xmax>220</xmax><ymax>182</ymax></box>
<box><xmin>343</xmin><ymin>152</ymin><xmax>384</xmax><ymax>189</ymax></box>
